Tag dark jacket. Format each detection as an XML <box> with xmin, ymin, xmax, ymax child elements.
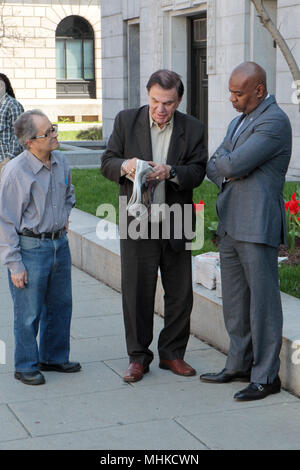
<box><xmin>101</xmin><ymin>105</ymin><xmax>207</xmax><ymax>251</ymax></box>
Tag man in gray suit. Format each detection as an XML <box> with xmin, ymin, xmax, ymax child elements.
<box><xmin>201</xmin><ymin>62</ymin><xmax>292</xmax><ymax>401</ymax></box>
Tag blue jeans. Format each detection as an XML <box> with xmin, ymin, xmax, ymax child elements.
<box><xmin>8</xmin><ymin>233</ymin><xmax>72</xmax><ymax>372</ymax></box>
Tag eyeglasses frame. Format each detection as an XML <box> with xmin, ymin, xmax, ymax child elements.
<box><xmin>31</xmin><ymin>124</ymin><xmax>58</xmax><ymax>140</ymax></box>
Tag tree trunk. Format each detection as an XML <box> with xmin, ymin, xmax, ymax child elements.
<box><xmin>250</xmin><ymin>0</ymin><xmax>300</xmax><ymax>109</ymax></box>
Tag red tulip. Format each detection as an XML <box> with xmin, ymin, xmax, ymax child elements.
<box><xmin>285</xmin><ymin>194</ymin><xmax>300</xmax><ymax>215</ymax></box>
<box><xmin>194</xmin><ymin>200</ymin><xmax>205</xmax><ymax>212</ymax></box>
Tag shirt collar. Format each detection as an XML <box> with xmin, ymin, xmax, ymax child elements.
<box><xmin>149</xmin><ymin>111</ymin><xmax>174</xmax><ymax>130</ymax></box>
<box><xmin>26</xmin><ymin>150</ymin><xmax>57</xmax><ymax>174</ymax></box>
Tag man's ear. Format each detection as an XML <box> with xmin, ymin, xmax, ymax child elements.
<box><xmin>256</xmin><ymin>83</ymin><xmax>265</xmax><ymax>98</ymax></box>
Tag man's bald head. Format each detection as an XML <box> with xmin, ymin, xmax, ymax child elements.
<box><xmin>231</xmin><ymin>62</ymin><xmax>267</xmax><ymax>88</ymax></box>
<box><xmin>229</xmin><ymin>62</ymin><xmax>268</xmax><ymax>114</ymax></box>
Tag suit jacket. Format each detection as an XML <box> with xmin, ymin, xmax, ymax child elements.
<box><xmin>206</xmin><ymin>95</ymin><xmax>292</xmax><ymax>248</ymax></box>
<box><xmin>101</xmin><ymin>105</ymin><xmax>207</xmax><ymax>251</ymax></box>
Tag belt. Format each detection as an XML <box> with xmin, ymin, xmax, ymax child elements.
<box><xmin>19</xmin><ymin>229</ymin><xmax>64</xmax><ymax>240</ymax></box>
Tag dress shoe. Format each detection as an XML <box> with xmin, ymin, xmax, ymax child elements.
<box><xmin>39</xmin><ymin>361</ymin><xmax>81</xmax><ymax>373</ymax></box>
<box><xmin>234</xmin><ymin>376</ymin><xmax>281</xmax><ymax>401</ymax></box>
<box><xmin>159</xmin><ymin>359</ymin><xmax>196</xmax><ymax>376</ymax></box>
<box><xmin>123</xmin><ymin>362</ymin><xmax>149</xmax><ymax>383</ymax></box>
<box><xmin>200</xmin><ymin>368</ymin><xmax>251</xmax><ymax>383</ymax></box>
<box><xmin>15</xmin><ymin>371</ymin><xmax>45</xmax><ymax>386</ymax></box>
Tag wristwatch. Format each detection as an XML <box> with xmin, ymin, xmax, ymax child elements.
<box><xmin>169</xmin><ymin>166</ymin><xmax>176</xmax><ymax>179</ymax></box>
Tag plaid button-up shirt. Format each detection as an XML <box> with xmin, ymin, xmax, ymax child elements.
<box><xmin>0</xmin><ymin>93</ymin><xmax>24</xmax><ymax>161</ymax></box>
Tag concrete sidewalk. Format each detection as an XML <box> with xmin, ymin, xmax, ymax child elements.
<box><xmin>0</xmin><ymin>264</ymin><xmax>300</xmax><ymax>450</ymax></box>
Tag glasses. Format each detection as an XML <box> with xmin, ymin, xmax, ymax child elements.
<box><xmin>31</xmin><ymin>124</ymin><xmax>58</xmax><ymax>140</ymax></box>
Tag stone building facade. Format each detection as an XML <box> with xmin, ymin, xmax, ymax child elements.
<box><xmin>101</xmin><ymin>0</ymin><xmax>300</xmax><ymax>178</ymax></box>
<box><xmin>0</xmin><ymin>0</ymin><xmax>102</xmax><ymax>122</ymax></box>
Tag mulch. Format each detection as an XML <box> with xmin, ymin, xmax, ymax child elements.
<box><xmin>279</xmin><ymin>239</ymin><xmax>300</xmax><ymax>266</ymax></box>
<box><xmin>212</xmin><ymin>235</ymin><xmax>300</xmax><ymax>266</ymax></box>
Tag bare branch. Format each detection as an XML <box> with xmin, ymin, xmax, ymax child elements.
<box><xmin>0</xmin><ymin>1</ymin><xmax>23</xmax><ymax>47</ymax></box>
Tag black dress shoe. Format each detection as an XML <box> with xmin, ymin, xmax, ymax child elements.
<box><xmin>39</xmin><ymin>361</ymin><xmax>81</xmax><ymax>373</ymax></box>
<box><xmin>200</xmin><ymin>368</ymin><xmax>251</xmax><ymax>383</ymax></box>
<box><xmin>234</xmin><ymin>376</ymin><xmax>281</xmax><ymax>401</ymax></box>
<box><xmin>15</xmin><ymin>371</ymin><xmax>45</xmax><ymax>386</ymax></box>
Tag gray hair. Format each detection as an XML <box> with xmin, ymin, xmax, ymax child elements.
<box><xmin>13</xmin><ymin>109</ymin><xmax>48</xmax><ymax>148</ymax></box>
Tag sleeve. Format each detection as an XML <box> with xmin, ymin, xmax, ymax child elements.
<box><xmin>7</xmin><ymin>100</ymin><xmax>24</xmax><ymax>159</ymax></box>
<box><xmin>101</xmin><ymin>112</ymin><xmax>128</xmax><ymax>185</ymax></box>
<box><xmin>214</xmin><ymin>117</ymin><xmax>290</xmax><ymax>179</ymax></box>
<box><xmin>206</xmin><ymin>156</ymin><xmax>224</xmax><ymax>189</ymax></box>
<box><xmin>64</xmin><ymin>158</ymin><xmax>75</xmax><ymax>216</ymax></box>
<box><xmin>0</xmin><ymin>171</ymin><xmax>26</xmax><ymax>274</ymax></box>
<box><xmin>171</xmin><ymin>122</ymin><xmax>208</xmax><ymax>191</ymax></box>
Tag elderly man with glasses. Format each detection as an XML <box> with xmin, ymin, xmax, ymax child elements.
<box><xmin>0</xmin><ymin>109</ymin><xmax>81</xmax><ymax>385</ymax></box>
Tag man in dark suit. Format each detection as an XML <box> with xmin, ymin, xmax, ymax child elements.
<box><xmin>101</xmin><ymin>70</ymin><xmax>207</xmax><ymax>382</ymax></box>
<box><xmin>201</xmin><ymin>62</ymin><xmax>292</xmax><ymax>401</ymax></box>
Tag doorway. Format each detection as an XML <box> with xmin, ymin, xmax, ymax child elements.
<box><xmin>190</xmin><ymin>15</ymin><xmax>208</xmax><ymax>146</ymax></box>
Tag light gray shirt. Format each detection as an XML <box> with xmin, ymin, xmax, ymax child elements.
<box><xmin>0</xmin><ymin>149</ymin><xmax>75</xmax><ymax>274</ymax></box>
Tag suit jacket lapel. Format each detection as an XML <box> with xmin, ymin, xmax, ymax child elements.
<box><xmin>232</xmin><ymin>95</ymin><xmax>276</xmax><ymax>148</ymax></box>
<box><xmin>136</xmin><ymin>106</ymin><xmax>153</xmax><ymax>161</ymax></box>
<box><xmin>166</xmin><ymin>110</ymin><xmax>185</xmax><ymax>165</ymax></box>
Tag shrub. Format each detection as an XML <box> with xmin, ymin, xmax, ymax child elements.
<box><xmin>76</xmin><ymin>126</ymin><xmax>103</xmax><ymax>140</ymax></box>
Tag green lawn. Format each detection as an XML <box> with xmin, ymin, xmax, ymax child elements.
<box><xmin>71</xmin><ymin>169</ymin><xmax>119</xmax><ymax>217</ymax></box>
<box><xmin>58</xmin><ymin>130</ymin><xmax>102</xmax><ymax>142</ymax></box>
<box><xmin>71</xmin><ymin>168</ymin><xmax>300</xmax><ymax>298</ymax></box>
<box><xmin>58</xmin><ymin>130</ymin><xmax>80</xmax><ymax>141</ymax></box>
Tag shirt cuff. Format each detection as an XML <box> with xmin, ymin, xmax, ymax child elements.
<box><xmin>169</xmin><ymin>175</ymin><xmax>179</xmax><ymax>185</ymax></box>
<box><xmin>8</xmin><ymin>260</ymin><xmax>26</xmax><ymax>275</ymax></box>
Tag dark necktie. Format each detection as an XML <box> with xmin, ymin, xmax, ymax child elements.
<box><xmin>231</xmin><ymin>113</ymin><xmax>247</xmax><ymax>140</ymax></box>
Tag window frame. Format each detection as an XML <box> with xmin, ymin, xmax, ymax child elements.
<box><xmin>56</xmin><ymin>16</ymin><xmax>96</xmax><ymax>99</ymax></box>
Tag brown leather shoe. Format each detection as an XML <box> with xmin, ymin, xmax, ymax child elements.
<box><xmin>159</xmin><ymin>359</ymin><xmax>196</xmax><ymax>376</ymax></box>
<box><xmin>123</xmin><ymin>362</ymin><xmax>150</xmax><ymax>383</ymax></box>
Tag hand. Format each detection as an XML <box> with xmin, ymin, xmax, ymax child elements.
<box><xmin>123</xmin><ymin>158</ymin><xmax>138</xmax><ymax>179</ymax></box>
<box><xmin>146</xmin><ymin>162</ymin><xmax>171</xmax><ymax>182</ymax></box>
<box><xmin>11</xmin><ymin>270</ymin><xmax>28</xmax><ymax>289</ymax></box>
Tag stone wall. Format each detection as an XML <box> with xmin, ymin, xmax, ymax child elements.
<box><xmin>101</xmin><ymin>0</ymin><xmax>300</xmax><ymax>177</ymax></box>
<box><xmin>101</xmin><ymin>0</ymin><xmax>207</xmax><ymax>139</ymax></box>
<box><xmin>207</xmin><ymin>0</ymin><xmax>300</xmax><ymax>177</ymax></box>
<box><xmin>207</xmin><ymin>0</ymin><xmax>251</xmax><ymax>155</ymax></box>
<box><xmin>0</xmin><ymin>0</ymin><xmax>102</xmax><ymax>122</ymax></box>
<box><xmin>277</xmin><ymin>0</ymin><xmax>300</xmax><ymax>178</ymax></box>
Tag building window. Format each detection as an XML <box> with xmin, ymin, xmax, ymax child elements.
<box><xmin>127</xmin><ymin>20</ymin><xmax>140</xmax><ymax>108</ymax></box>
<box><xmin>56</xmin><ymin>16</ymin><xmax>96</xmax><ymax>98</ymax></box>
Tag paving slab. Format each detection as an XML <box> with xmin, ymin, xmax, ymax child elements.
<box><xmin>0</xmin><ymin>363</ymin><xmax>123</xmax><ymax>405</ymax></box>
<box><xmin>7</xmin><ymin>379</ymin><xmax>297</xmax><ymax>439</ymax></box>
<box><xmin>0</xmin><ymin>262</ymin><xmax>299</xmax><ymax>450</ymax></box>
<box><xmin>72</xmin><ymin>297</ymin><xmax>123</xmax><ymax>318</ymax></box>
<box><xmin>0</xmin><ymin>404</ymin><xmax>29</xmax><ymax>442</ymax></box>
<box><xmin>0</xmin><ymin>419</ymin><xmax>206</xmax><ymax>451</ymax></box>
<box><xmin>176</xmin><ymin>402</ymin><xmax>300</xmax><ymax>450</ymax></box>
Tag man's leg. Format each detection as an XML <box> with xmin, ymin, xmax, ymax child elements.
<box><xmin>236</xmin><ymin>240</ymin><xmax>282</xmax><ymax>384</ymax></box>
<box><xmin>9</xmin><ymin>236</ymin><xmax>50</xmax><ymax>372</ymax></box>
<box><xmin>120</xmin><ymin>238</ymin><xmax>161</xmax><ymax>368</ymax></box>
<box><xmin>219</xmin><ymin>234</ymin><xmax>254</xmax><ymax>372</ymax></box>
<box><xmin>39</xmin><ymin>234</ymin><xmax>73</xmax><ymax>365</ymax></box>
<box><xmin>158</xmin><ymin>242</ymin><xmax>193</xmax><ymax>361</ymax></box>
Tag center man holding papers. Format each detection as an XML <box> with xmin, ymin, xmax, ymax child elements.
<box><xmin>101</xmin><ymin>69</ymin><xmax>207</xmax><ymax>383</ymax></box>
